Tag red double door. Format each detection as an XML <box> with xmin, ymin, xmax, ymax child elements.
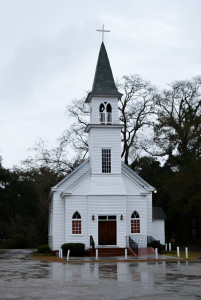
<box><xmin>98</xmin><ymin>221</ymin><xmax>116</xmax><ymax>245</ymax></box>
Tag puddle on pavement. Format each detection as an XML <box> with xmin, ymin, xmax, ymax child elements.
<box><xmin>0</xmin><ymin>249</ymin><xmax>201</xmax><ymax>299</ymax></box>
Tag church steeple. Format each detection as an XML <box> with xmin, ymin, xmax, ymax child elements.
<box><xmin>86</xmin><ymin>43</ymin><xmax>122</xmax><ymax>103</ymax></box>
<box><xmin>85</xmin><ymin>41</ymin><xmax>123</xmax><ymax>175</ymax></box>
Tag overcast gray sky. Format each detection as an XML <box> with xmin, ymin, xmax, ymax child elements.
<box><xmin>1</xmin><ymin>0</ymin><xmax>201</xmax><ymax>168</ymax></box>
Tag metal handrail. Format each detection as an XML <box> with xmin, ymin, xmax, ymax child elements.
<box><xmin>127</xmin><ymin>236</ymin><xmax>138</xmax><ymax>256</ymax></box>
<box><xmin>90</xmin><ymin>235</ymin><xmax>95</xmax><ymax>254</ymax></box>
<box><xmin>147</xmin><ymin>235</ymin><xmax>160</xmax><ymax>244</ymax></box>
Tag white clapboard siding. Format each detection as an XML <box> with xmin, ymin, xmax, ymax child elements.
<box><xmin>152</xmin><ymin>220</ymin><xmax>165</xmax><ymax>245</ymax></box>
<box><xmin>146</xmin><ymin>194</ymin><xmax>152</xmax><ymax>237</ymax></box>
<box><xmin>65</xmin><ymin>196</ymin><xmax>89</xmax><ymax>246</ymax></box>
<box><xmin>52</xmin><ymin>192</ymin><xmax>65</xmax><ymax>250</ymax></box>
<box><xmin>64</xmin><ymin>173</ymin><xmax>91</xmax><ymax>195</ymax></box>
<box><xmin>89</xmin><ymin>127</ymin><xmax>122</xmax><ymax>174</ymax></box>
<box><xmin>90</xmin><ymin>97</ymin><xmax>119</xmax><ymax>124</ymax></box>
<box><xmin>122</xmin><ymin>163</ymin><xmax>155</xmax><ymax>192</ymax></box>
<box><xmin>122</xmin><ymin>173</ymin><xmax>147</xmax><ymax>195</ymax></box>
<box><xmin>48</xmin><ymin>199</ymin><xmax>53</xmax><ymax>249</ymax></box>
<box><xmin>126</xmin><ymin>196</ymin><xmax>148</xmax><ymax>247</ymax></box>
<box><xmin>53</xmin><ymin>159</ymin><xmax>90</xmax><ymax>192</ymax></box>
<box><xmin>88</xmin><ymin>174</ymin><xmax>126</xmax><ymax>195</ymax></box>
<box><xmin>88</xmin><ymin>195</ymin><xmax>127</xmax><ymax>247</ymax></box>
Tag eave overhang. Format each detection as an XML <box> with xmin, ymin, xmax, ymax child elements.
<box><xmin>84</xmin><ymin>123</ymin><xmax>123</xmax><ymax>133</ymax></box>
<box><xmin>60</xmin><ymin>192</ymin><xmax>72</xmax><ymax>198</ymax></box>
<box><xmin>85</xmin><ymin>92</ymin><xmax>123</xmax><ymax>103</ymax></box>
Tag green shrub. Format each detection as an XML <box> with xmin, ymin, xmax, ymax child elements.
<box><xmin>61</xmin><ymin>243</ymin><xmax>85</xmax><ymax>256</ymax></box>
<box><xmin>37</xmin><ymin>245</ymin><xmax>51</xmax><ymax>254</ymax></box>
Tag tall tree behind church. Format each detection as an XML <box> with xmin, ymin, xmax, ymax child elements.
<box><xmin>153</xmin><ymin>76</ymin><xmax>201</xmax><ymax>169</ymax></box>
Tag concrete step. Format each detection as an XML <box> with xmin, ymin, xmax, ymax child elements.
<box><xmin>89</xmin><ymin>248</ymin><xmax>126</xmax><ymax>257</ymax></box>
<box><xmin>138</xmin><ymin>247</ymin><xmax>155</xmax><ymax>256</ymax></box>
<box><xmin>89</xmin><ymin>247</ymin><xmax>155</xmax><ymax>257</ymax></box>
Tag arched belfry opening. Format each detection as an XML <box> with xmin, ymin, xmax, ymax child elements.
<box><xmin>99</xmin><ymin>102</ymin><xmax>112</xmax><ymax>124</ymax></box>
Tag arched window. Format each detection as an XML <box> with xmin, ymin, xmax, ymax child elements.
<box><xmin>106</xmin><ymin>103</ymin><xmax>112</xmax><ymax>113</ymax></box>
<box><xmin>131</xmin><ymin>211</ymin><xmax>140</xmax><ymax>233</ymax></box>
<box><xmin>72</xmin><ymin>211</ymin><xmax>81</xmax><ymax>234</ymax></box>
<box><xmin>99</xmin><ymin>102</ymin><xmax>112</xmax><ymax>124</ymax></box>
<box><xmin>106</xmin><ymin>103</ymin><xmax>112</xmax><ymax>123</ymax></box>
<box><xmin>99</xmin><ymin>103</ymin><xmax>106</xmax><ymax>123</ymax></box>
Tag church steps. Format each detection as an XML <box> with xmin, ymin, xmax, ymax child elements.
<box><xmin>89</xmin><ymin>247</ymin><xmax>155</xmax><ymax>257</ymax></box>
<box><xmin>89</xmin><ymin>247</ymin><xmax>126</xmax><ymax>257</ymax></box>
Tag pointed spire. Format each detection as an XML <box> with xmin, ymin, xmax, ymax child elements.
<box><xmin>86</xmin><ymin>43</ymin><xmax>122</xmax><ymax>102</ymax></box>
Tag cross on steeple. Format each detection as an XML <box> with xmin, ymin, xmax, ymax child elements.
<box><xmin>96</xmin><ymin>25</ymin><xmax>110</xmax><ymax>43</ymax></box>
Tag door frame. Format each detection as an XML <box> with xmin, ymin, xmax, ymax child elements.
<box><xmin>98</xmin><ymin>215</ymin><xmax>117</xmax><ymax>246</ymax></box>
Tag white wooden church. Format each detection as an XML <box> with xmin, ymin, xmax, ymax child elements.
<box><xmin>48</xmin><ymin>41</ymin><xmax>165</xmax><ymax>254</ymax></box>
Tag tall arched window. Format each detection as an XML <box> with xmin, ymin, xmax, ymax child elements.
<box><xmin>99</xmin><ymin>102</ymin><xmax>112</xmax><ymax>124</ymax></box>
<box><xmin>131</xmin><ymin>211</ymin><xmax>140</xmax><ymax>233</ymax></box>
<box><xmin>72</xmin><ymin>211</ymin><xmax>81</xmax><ymax>234</ymax></box>
<box><xmin>106</xmin><ymin>103</ymin><xmax>112</xmax><ymax>123</ymax></box>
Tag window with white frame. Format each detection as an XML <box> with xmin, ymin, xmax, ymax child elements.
<box><xmin>131</xmin><ymin>211</ymin><xmax>140</xmax><ymax>233</ymax></box>
<box><xmin>72</xmin><ymin>211</ymin><xmax>81</xmax><ymax>234</ymax></box>
<box><xmin>102</xmin><ymin>149</ymin><xmax>111</xmax><ymax>173</ymax></box>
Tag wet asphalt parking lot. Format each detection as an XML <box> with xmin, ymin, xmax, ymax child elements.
<box><xmin>0</xmin><ymin>249</ymin><xmax>201</xmax><ymax>299</ymax></box>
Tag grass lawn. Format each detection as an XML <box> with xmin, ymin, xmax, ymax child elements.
<box><xmin>162</xmin><ymin>250</ymin><xmax>201</xmax><ymax>260</ymax></box>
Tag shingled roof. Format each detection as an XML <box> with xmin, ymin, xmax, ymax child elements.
<box><xmin>152</xmin><ymin>207</ymin><xmax>166</xmax><ymax>220</ymax></box>
<box><xmin>86</xmin><ymin>42</ymin><xmax>122</xmax><ymax>102</ymax></box>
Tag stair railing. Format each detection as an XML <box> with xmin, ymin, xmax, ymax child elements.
<box><xmin>90</xmin><ymin>235</ymin><xmax>95</xmax><ymax>254</ymax></box>
<box><xmin>127</xmin><ymin>236</ymin><xmax>138</xmax><ymax>256</ymax></box>
<box><xmin>147</xmin><ymin>236</ymin><xmax>160</xmax><ymax>244</ymax></box>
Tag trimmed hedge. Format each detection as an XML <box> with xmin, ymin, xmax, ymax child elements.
<box><xmin>61</xmin><ymin>243</ymin><xmax>85</xmax><ymax>256</ymax></box>
<box><xmin>37</xmin><ymin>245</ymin><xmax>51</xmax><ymax>254</ymax></box>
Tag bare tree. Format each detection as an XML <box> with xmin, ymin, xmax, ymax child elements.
<box><xmin>23</xmin><ymin>139</ymin><xmax>83</xmax><ymax>175</ymax></box>
<box><xmin>117</xmin><ymin>75</ymin><xmax>156</xmax><ymax>164</ymax></box>
<box><xmin>60</xmin><ymin>97</ymin><xmax>89</xmax><ymax>159</ymax></box>
<box><xmin>25</xmin><ymin>75</ymin><xmax>156</xmax><ymax>171</ymax></box>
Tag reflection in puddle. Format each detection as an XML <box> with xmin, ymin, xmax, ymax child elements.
<box><xmin>98</xmin><ymin>264</ymin><xmax>117</xmax><ymax>279</ymax></box>
<box><xmin>1</xmin><ymin>250</ymin><xmax>201</xmax><ymax>299</ymax></box>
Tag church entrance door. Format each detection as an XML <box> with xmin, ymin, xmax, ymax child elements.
<box><xmin>98</xmin><ymin>216</ymin><xmax>116</xmax><ymax>245</ymax></box>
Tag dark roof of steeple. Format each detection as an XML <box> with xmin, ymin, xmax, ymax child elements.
<box><xmin>86</xmin><ymin>42</ymin><xmax>122</xmax><ymax>102</ymax></box>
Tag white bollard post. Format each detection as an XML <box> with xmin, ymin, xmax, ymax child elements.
<box><xmin>60</xmin><ymin>249</ymin><xmax>63</xmax><ymax>259</ymax></box>
<box><xmin>177</xmin><ymin>246</ymin><xmax>180</xmax><ymax>258</ymax></box>
<box><xmin>96</xmin><ymin>249</ymin><xmax>98</xmax><ymax>260</ymax></box>
<box><xmin>155</xmin><ymin>248</ymin><xmax>158</xmax><ymax>260</ymax></box>
<box><xmin>185</xmin><ymin>247</ymin><xmax>188</xmax><ymax>259</ymax></box>
<box><xmin>169</xmin><ymin>243</ymin><xmax>171</xmax><ymax>251</ymax></box>
<box><xmin>125</xmin><ymin>249</ymin><xmax>128</xmax><ymax>260</ymax></box>
<box><xmin>58</xmin><ymin>249</ymin><xmax>60</xmax><ymax>258</ymax></box>
<box><xmin>165</xmin><ymin>243</ymin><xmax>167</xmax><ymax>251</ymax></box>
<box><xmin>67</xmin><ymin>249</ymin><xmax>70</xmax><ymax>261</ymax></box>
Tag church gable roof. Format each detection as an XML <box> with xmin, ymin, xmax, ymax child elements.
<box><xmin>86</xmin><ymin>43</ymin><xmax>122</xmax><ymax>102</ymax></box>
<box><xmin>50</xmin><ymin>159</ymin><xmax>155</xmax><ymax>198</ymax></box>
<box><xmin>61</xmin><ymin>171</ymin><xmax>91</xmax><ymax>196</ymax></box>
<box><xmin>51</xmin><ymin>158</ymin><xmax>90</xmax><ymax>192</ymax></box>
<box><xmin>121</xmin><ymin>162</ymin><xmax>155</xmax><ymax>193</ymax></box>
